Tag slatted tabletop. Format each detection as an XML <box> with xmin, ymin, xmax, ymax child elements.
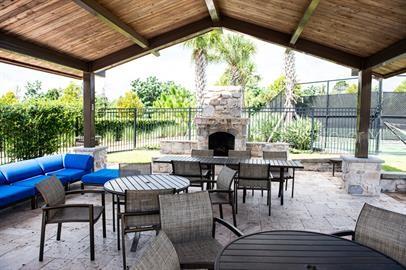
<box><xmin>215</xmin><ymin>230</ymin><xmax>405</xmax><ymax>270</ymax></box>
<box><xmin>103</xmin><ymin>174</ymin><xmax>190</xmax><ymax>195</ymax></box>
<box><xmin>154</xmin><ymin>156</ymin><xmax>304</xmax><ymax>169</ymax></box>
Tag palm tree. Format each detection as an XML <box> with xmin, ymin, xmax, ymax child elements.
<box><xmin>214</xmin><ymin>34</ymin><xmax>257</xmax><ymax>103</ymax></box>
<box><xmin>283</xmin><ymin>48</ymin><xmax>297</xmax><ymax>121</ymax></box>
<box><xmin>184</xmin><ymin>30</ymin><xmax>221</xmax><ymax>108</ymax></box>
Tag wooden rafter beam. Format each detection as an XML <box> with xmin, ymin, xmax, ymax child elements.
<box><xmin>0</xmin><ymin>57</ymin><xmax>82</xmax><ymax>79</ymax></box>
<box><xmin>204</xmin><ymin>0</ymin><xmax>220</xmax><ymax>22</ymax></box>
<box><xmin>221</xmin><ymin>16</ymin><xmax>364</xmax><ymax>69</ymax></box>
<box><xmin>72</xmin><ymin>0</ymin><xmax>159</xmax><ymax>57</ymax></box>
<box><xmin>364</xmin><ymin>39</ymin><xmax>406</xmax><ymax>69</ymax></box>
<box><xmin>0</xmin><ymin>32</ymin><xmax>88</xmax><ymax>71</ymax></box>
<box><xmin>90</xmin><ymin>17</ymin><xmax>214</xmax><ymax>71</ymax></box>
<box><xmin>290</xmin><ymin>0</ymin><xmax>320</xmax><ymax>45</ymax></box>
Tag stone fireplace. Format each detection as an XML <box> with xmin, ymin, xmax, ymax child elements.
<box><xmin>195</xmin><ymin>86</ymin><xmax>249</xmax><ymax>153</ymax></box>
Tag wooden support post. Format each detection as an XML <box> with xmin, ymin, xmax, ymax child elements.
<box><xmin>83</xmin><ymin>72</ymin><xmax>96</xmax><ymax>147</ymax></box>
<box><xmin>355</xmin><ymin>69</ymin><xmax>372</xmax><ymax>158</ymax></box>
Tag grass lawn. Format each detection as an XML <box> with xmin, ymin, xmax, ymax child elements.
<box><xmin>107</xmin><ymin>149</ymin><xmax>406</xmax><ymax>172</ymax></box>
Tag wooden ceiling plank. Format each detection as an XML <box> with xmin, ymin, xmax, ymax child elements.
<box><xmin>204</xmin><ymin>0</ymin><xmax>220</xmax><ymax>22</ymax></box>
<box><xmin>290</xmin><ymin>0</ymin><xmax>320</xmax><ymax>45</ymax></box>
<box><xmin>0</xmin><ymin>32</ymin><xmax>88</xmax><ymax>71</ymax></box>
<box><xmin>72</xmin><ymin>0</ymin><xmax>153</xmax><ymax>49</ymax></box>
<box><xmin>90</xmin><ymin>17</ymin><xmax>214</xmax><ymax>71</ymax></box>
<box><xmin>364</xmin><ymin>39</ymin><xmax>406</xmax><ymax>69</ymax></box>
<box><xmin>221</xmin><ymin>16</ymin><xmax>364</xmax><ymax>69</ymax></box>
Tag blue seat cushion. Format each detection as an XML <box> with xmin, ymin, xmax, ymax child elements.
<box><xmin>81</xmin><ymin>169</ymin><xmax>119</xmax><ymax>185</ymax></box>
<box><xmin>13</xmin><ymin>175</ymin><xmax>51</xmax><ymax>191</ymax></box>
<box><xmin>0</xmin><ymin>171</ymin><xmax>7</xmax><ymax>185</ymax></box>
<box><xmin>46</xmin><ymin>168</ymin><xmax>89</xmax><ymax>183</ymax></box>
<box><xmin>0</xmin><ymin>159</ymin><xmax>44</xmax><ymax>184</ymax></box>
<box><xmin>36</xmin><ymin>155</ymin><xmax>64</xmax><ymax>173</ymax></box>
<box><xmin>64</xmin><ymin>154</ymin><xmax>93</xmax><ymax>171</ymax></box>
<box><xmin>0</xmin><ymin>185</ymin><xmax>35</xmax><ymax>207</ymax></box>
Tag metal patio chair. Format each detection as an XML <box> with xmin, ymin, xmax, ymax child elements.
<box><xmin>237</xmin><ymin>163</ymin><xmax>272</xmax><ymax>216</ymax></box>
<box><xmin>332</xmin><ymin>203</ymin><xmax>406</xmax><ymax>266</ymax></box>
<box><xmin>159</xmin><ymin>191</ymin><xmax>243</xmax><ymax>269</ymax></box>
<box><xmin>191</xmin><ymin>149</ymin><xmax>215</xmax><ymax>186</ymax></box>
<box><xmin>208</xmin><ymin>166</ymin><xmax>238</xmax><ymax>226</ymax></box>
<box><xmin>263</xmin><ymin>150</ymin><xmax>296</xmax><ymax>197</ymax></box>
<box><xmin>36</xmin><ymin>176</ymin><xmax>106</xmax><ymax>261</ymax></box>
<box><xmin>131</xmin><ymin>231</ymin><xmax>180</xmax><ymax>270</ymax></box>
<box><xmin>171</xmin><ymin>160</ymin><xmax>213</xmax><ymax>190</ymax></box>
<box><xmin>121</xmin><ymin>189</ymin><xmax>175</xmax><ymax>269</ymax></box>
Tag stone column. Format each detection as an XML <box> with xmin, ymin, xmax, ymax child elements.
<box><xmin>71</xmin><ymin>146</ymin><xmax>108</xmax><ymax>171</ymax></box>
<box><xmin>341</xmin><ymin>155</ymin><xmax>383</xmax><ymax>196</ymax></box>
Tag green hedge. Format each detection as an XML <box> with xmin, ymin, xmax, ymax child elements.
<box><xmin>95</xmin><ymin>118</ymin><xmax>175</xmax><ymax>141</ymax></box>
<box><xmin>0</xmin><ymin>102</ymin><xmax>81</xmax><ymax>161</ymax></box>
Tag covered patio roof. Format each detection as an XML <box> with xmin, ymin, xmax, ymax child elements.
<box><xmin>0</xmin><ymin>0</ymin><xmax>405</xmax><ymax>79</ymax></box>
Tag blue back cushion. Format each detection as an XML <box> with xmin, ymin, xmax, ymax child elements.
<box><xmin>0</xmin><ymin>159</ymin><xmax>44</xmax><ymax>184</ymax></box>
<box><xmin>63</xmin><ymin>154</ymin><xmax>93</xmax><ymax>171</ymax></box>
<box><xmin>0</xmin><ymin>171</ymin><xmax>7</xmax><ymax>185</ymax></box>
<box><xmin>36</xmin><ymin>155</ymin><xmax>64</xmax><ymax>173</ymax></box>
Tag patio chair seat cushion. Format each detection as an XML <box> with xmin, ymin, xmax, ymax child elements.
<box><xmin>0</xmin><ymin>185</ymin><xmax>35</xmax><ymax>207</ymax></box>
<box><xmin>238</xmin><ymin>179</ymin><xmax>270</xmax><ymax>189</ymax></box>
<box><xmin>36</xmin><ymin>155</ymin><xmax>64</xmax><ymax>173</ymax></box>
<box><xmin>13</xmin><ymin>175</ymin><xmax>53</xmax><ymax>190</ymax></box>
<box><xmin>173</xmin><ymin>238</ymin><xmax>223</xmax><ymax>268</ymax></box>
<box><xmin>81</xmin><ymin>169</ymin><xmax>119</xmax><ymax>185</ymax></box>
<box><xmin>0</xmin><ymin>159</ymin><xmax>43</xmax><ymax>184</ymax></box>
<box><xmin>47</xmin><ymin>205</ymin><xmax>104</xmax><ymax>223</ymax></box>
<box><xmin>63</xmin><ymin>154</ymin><xmax>93</xmax><ymax>171</ymax></box>
<box><xmin>46</xmin><ymin>168</ymin><xmax>88</xmax><ymax>182</ymax></box>
<box><xmin>209</xmin><ymin>192</ymin><xmax>229</xmax><ymax>204</ymax></box>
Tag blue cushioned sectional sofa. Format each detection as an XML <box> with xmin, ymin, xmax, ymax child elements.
<box><xmin>0</xmin><ymin>153</ymin><xmax>93</xmax><ymax>208</ymax></box>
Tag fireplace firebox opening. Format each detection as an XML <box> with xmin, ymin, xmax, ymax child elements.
<box><xmin>208</xmin><ymin>132</ymin><xmax>235</xmax><ymax>156</ymax></box>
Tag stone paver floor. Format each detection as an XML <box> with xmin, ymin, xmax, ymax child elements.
<box><xmin>0</xmin><ymin>171</ymin><xmax>405</xmax><ymax>270</ymax></box>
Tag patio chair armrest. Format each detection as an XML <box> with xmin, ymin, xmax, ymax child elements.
<box><xmin>208</xmin><ymin>189</ymin><xmax>232</xmax><ymax>194</ymax></box>
<box><xmin>120</xmin><ymin>210</ymin><xmax>159</xmax><ymax>218</ymax></box>
<box><xmin>331</xmin><ymin>230</ymin><xmax>355</xmax><ymax>240</ymax></box>
<box><xmin>213</xmin><ymin>217</ymin><xmax>243</xmax><ymax>237</ymax></box>
<box><xmin>66</xmin><ymin>189</ymin><xmax>105</xmax><ymax>206</ymax></box>
<box><xmin>42</xmin><ymin>203</ymin><xmax>93</xmax><ymax>211</ymax></box>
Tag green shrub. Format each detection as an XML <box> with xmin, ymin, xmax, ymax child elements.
<box><xmin>0</xmin><ymin>102</ymin><xmax>81</xmax><ymax>160</ymax></box>
<box><xmin>256</xmin><ymin>114</ymin><xmax>283</xmax><ymax>142</ymax></box>
<box><xmin>283</xmin><ymin>117</ymin><xmax>320</xmax><ymax>150</ymax></box>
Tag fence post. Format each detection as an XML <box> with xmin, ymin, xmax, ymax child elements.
<box><xmin>324</xmin><ymin>80</ymin><xmax>330</xmax><ymax>149</ymax></box>
<box><xmin>188</xmin><ymin>107</ymin><xmax>192</xmax><ymax>141</ymax></box>
<box><xmin>310</xmin><ymin>108</ymin><xmax>315</xmax><ymax>152</ymax></box>
<box><xmin>247</xmin><ymin>107</ymin><xmax>251</xmax><ymax>140</ymax></box>
<box><xmin>375</xmin><ymin>78</ymin><xmax>383</xmax><ymax>153</ymax></box>
<box><xmin>133</xmin><ymin>108</ymin><xmax>137</xmax><ymax>149</ymax></box>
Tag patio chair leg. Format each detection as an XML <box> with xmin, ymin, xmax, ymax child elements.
<box><xmin>117</xmin><ymin>197</ymin><xmax>121</xmax><ymax>250</ymax></box>
<box><xmin>112</xmin><ymin>194</ymin><xmax>116</xmax><ymax>232</ymax></box>
<box><xmin>219</xmin><ymin>204</ymin><xmax>223</xmax><ymax>219</ymax></box>
<box><xmin>252</xmin><ymin>189</ymin><xmax>254</xmax><ymax>196</ymax></box>
<box><xmin>278</xmin><ymin>181</ymin><xmax>282</xmax><ymax>198</ymax></box>
<box><xmin>285</xmin><ymin>179</ymin><xmax>288</xmax><ymax>191</ymax></box>
<box><xmin>89</xmin><ymin>206</ymin><xmax>95</xmax><ymax>261</ymax></box>
<box><xmin>235</xmin><ymin>183</ymin><xmax>238</xmax><ymax>214</ymax></box>
<box><xmin>31</xmin><ymin>196</ymin><xmax>36</xmax><ymax>210</ymax></box>
<box><xmin>56</xmin><ymin>223</ymin><xmax>62</xmax><ymax>241</ymax></box>
<box><xmin>121</xmin><ymin>220</ymin><xmax>126</xmax><ymax>270</ymax></box>
<box><xmin>102</xmin><ymin>208</ymin><xmax>106</xmax><ymax>238</ymax></box>
<box><xmin>291</xmin><ymin>179</ymin><xmax>295</xmax><ymax>198</ymax></box>
<box><xmin>39</xmin><ymin>212</ymin><xmax>46</xmax><ymax>261</ymax></box>
<box><xmin>243</xmin><ymin>188</ymin><xmax>246</xmax><ymax>203</ymax></box>
<box><xmin>261</xmin><ymin>190</ymin><xmax>263</xmax><ymax>197</ymax></box>
<box><xmin>268</xmin><ymin>183</ymin><xmax>271</xmax><ymax>216</ymax></box>
<box><xmin>231</xmin><ymin>201</ymin><xmax>237</xmax><ymax>227</ymax></box>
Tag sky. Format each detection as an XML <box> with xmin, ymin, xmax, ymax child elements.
<box><xmin>0</xmin><ymin>31</ymin><xmax>404</xmax><ymax>101</ymax></box>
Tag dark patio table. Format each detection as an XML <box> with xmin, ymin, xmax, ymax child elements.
<box><xmin>215</xmin><ymin>230</ymin><xmax>405</xmax><ymax>270</ymax></box>
<box><xmin>154</xmin><ymin>155</ymin><xmax>304</xmax><ymax>205</ymax></box>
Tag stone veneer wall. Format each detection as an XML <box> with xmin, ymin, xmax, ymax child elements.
<box><xmin>71</xmin><ymin>146</ymin><xmax>108</xmax><ymax>171</ymax></box>
<box><xmin>160</xmin><ymin>140</ymin><xmax>197</xmax><ymax>155</ymax></box>
<box><xmin>341</xmin><ymin>155</ymin><xmax>383</xmax><ymax>196</ymax></box>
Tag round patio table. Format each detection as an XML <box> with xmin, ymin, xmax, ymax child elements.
<box><xmin>215</xmin><ymin>230</ymin><xmax>404</xmax><ymax>270</ymax></box>
<box><xmin>104</xmin><ymin>174</ymin><xmax>190</xmax><ymax>195</ymax></box>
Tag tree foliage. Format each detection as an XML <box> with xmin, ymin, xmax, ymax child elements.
<box><xmin>153</xmin><ymin>84</ymin><xmax>195</xmax><ymax>108</ymax></box>
<box><xmin>24</xmin><ymin>80</ymin><xmax>42</xmax><ymax>100</ymax></box>
<box><xmin>0</xmin><ymin>91</ymin><xmax>19</xmax><ymax>105</ymax></box>
<box><xmin>394</xmin><ymin>80</ymin><xmax>406</xmax><ymax>93</ymax></box>
<box><xmin>130</xmin><ymin>76</ymin><xmax>173</xmax><ymax>107</ymax></box>
<box><xmin>116</xmin><ymin>91</ymin><xmax>144</xmax><ymax>109</ymax></box>
<box><xmin>60</xmin><ymin>82</ymin><xmax>82</xmax><ymax>105</ymax></box>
